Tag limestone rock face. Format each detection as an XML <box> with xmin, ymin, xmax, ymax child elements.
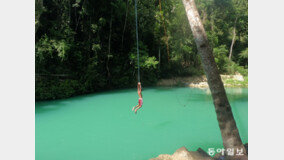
<box><xmin>150</xmin><ymin>147</ymin><xmax>213</xmax><ymax>160</ymax></box>
<box><xmin>157</xmin><ymin>74</ymin><xmax>246</xmax><ymax>88</ymax></box>
<box><xmin>220</xmin><ymin>74</ymin><xmax>244</xmax><ymax>82</ymax></box>
<box><xmin>172</xmin><ymin>147</ymin><xmax>193</xmax><ymax>160</ymax></box>
<box><xmin>151</xmin><ymin>154</ymin><xmax>173</xmax><ymax>160</ymax></box>
<box><xmin>189</xmin><ymin>82</ymin><xmax>208</xmax><ymax>88</ymax></box>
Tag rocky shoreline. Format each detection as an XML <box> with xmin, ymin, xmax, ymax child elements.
<box><xmin>150</xmin><ymin>147</ymin><xmax>213</xmax><ymax>160</ymax></box>
<box><xmin>151</xmin><ymin>144</ymin><xmax>248</xmax><ymax>160</ymax></box>
<box><xmin>157</xmin><ymin>74</ymin><xmax>247</xmax><ymax>88</ymax></box>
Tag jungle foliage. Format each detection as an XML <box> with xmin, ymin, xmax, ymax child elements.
<box><xmin>35</xmin><ymin>0</ymin><xmax>248</xmax><ymax>100</ymax></box>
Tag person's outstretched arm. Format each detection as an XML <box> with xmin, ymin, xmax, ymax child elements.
<box><xmin>137</xmin><ymin>82</ymin><xmax>141</xmax><ymax>92</ymax></box>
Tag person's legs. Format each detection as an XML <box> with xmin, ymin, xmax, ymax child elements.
<box><xmin>132</xmin><ymin>105</ymin><xmax>139</xmax><ymax>111</ymax></box>
<box><xmin>134</xmin><ymin>105</ymin><xmax>142</xmax><ymax>114</ymax></box>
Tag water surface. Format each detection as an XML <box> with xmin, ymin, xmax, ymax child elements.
<box><xmin>36</xmin><ymin>87</ymin><xmax>248</xmax><ymax>160</ymax></box>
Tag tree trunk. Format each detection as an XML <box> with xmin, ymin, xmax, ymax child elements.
<box><xmin>210</xmin><ymin>16</ymin><xmax>214</xmax><ymax>31</ymax></box>
<box><xmin>159</xmin><ymin>0</ymin><xmax>170</xmax><ymax>62</ymax></box>
<box><xmin>158</xmin><ymin>46</ymin><xmax>161</xmax><ymax>69</ymax></box>
<box><xmin>121</xmin><ymin>0</ymin><xmax>129</xmax><ymax>48</ymax></box>
<box><xmin>182</xmin><ymin>0</ymin><xmax>247</xmax><ymax>159</ymax></box>
<box><xmin>75</xmin><ymin>0</ymin><xmax>86</xmax><ymax>32</ymax></box>
<box><xmin>35</xmin><ymin>0</ymin><xmax>44</xmax><ymax>33</ymax></box>
<box><xmin>202</xmin><ymin>10</ymin><xmax>206</xmax><ymax>24</ymax></box>
<box><xmin>107</xmin><ymin>6</ymin><xmax>113</xmax><ymax>80</ymax></box>
<box><xmin>229</xmin><ymin>18</ymin><xmax>238</xmax><ymax>61</ymax></box>
<box><xmin>108</xmin><ymin>13</ymin><xmax>112</xmax><ymax>56</ymax></box>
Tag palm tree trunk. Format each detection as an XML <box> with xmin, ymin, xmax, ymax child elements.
<box><xmin>182</xmin><ymin>0</ymin><xmax>247</xmax><ymax>159</ymax></box>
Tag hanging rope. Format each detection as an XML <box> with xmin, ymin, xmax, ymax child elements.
<box><xmin>135</xmin><ymin>0</ymin><xmax>140</xmax><ymax>82</ymax></box>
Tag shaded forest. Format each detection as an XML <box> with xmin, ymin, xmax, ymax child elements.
<box><xmin>35</xmin><ymin>0</ymin><xmax>248</xmax><ymax>100</ymax></box>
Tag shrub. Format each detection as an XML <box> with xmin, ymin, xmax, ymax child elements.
<box><xmin>224</xmin><ymin>59</ymin><xmax>248</xmax><ymax>76</ymax></box>
<box><xmin>213</xmin><ymin>45</ymin><xmax>229</xmax><ymax>72</ymax></box>
<box><xmin>35</xmin><ymin>78</ymin><xmax>81</xmax><ymax>100</ymax></box>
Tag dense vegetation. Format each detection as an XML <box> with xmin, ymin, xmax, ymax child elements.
<box><xmin>35</xmin><ymin>0</ymin><xmax>248</xmax><ymax>101</ymax></box>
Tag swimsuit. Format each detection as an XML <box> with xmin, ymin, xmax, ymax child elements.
<box><xmin>138</xmin><ymin>98</ymin><xmax>143</xmax><ymax>106</ymax></box>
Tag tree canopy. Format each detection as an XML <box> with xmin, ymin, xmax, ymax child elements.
<box><xmin>35</xmin><ymin>0</ymin><xmax>248</xmax><ymax>100</ymax></box>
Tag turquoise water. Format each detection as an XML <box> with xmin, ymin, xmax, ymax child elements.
<box><xmin>35</xmin><ymin>87</ymin><xmax>248</xmax><ymax>160</ymax></box>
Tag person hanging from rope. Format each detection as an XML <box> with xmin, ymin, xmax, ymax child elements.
<box><xmin>132</xmin><ymin>82</ymin><xmax>143</xmax><ymax>114</ymax></box>
<box><xmin>131</xmin><ymin>0</ymin><xmax>143</xmax><ymax>114</ymax></box>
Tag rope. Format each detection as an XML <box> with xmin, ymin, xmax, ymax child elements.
<box><xmin>135</xmin><ymin>0</ymin><xmax>140</xmax><ymax>82</ymax></box>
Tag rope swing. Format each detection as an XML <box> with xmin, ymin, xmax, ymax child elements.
<box><xmin>135</xmin><ymin>0</ymin><xmax>140</xmax><ymax>82</ymax></box>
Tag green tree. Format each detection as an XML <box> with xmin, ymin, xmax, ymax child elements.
<box><xmin>182</xmin><ymin>0</ymin><xmax>247</xmax><ymax>159</ymax></box>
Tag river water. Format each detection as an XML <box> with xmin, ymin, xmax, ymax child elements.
<box><xmin>35</xmin><ymin>87</ymin><xmax>248</xmax><ymax>160</ymax></box>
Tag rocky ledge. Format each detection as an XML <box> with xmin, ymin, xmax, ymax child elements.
<box><xmin>150</xmin><ymin>147</ymin><xmax>213</xmax><ymax>160</ymax></box>
<box><xmin>157</xmin><ymin>73</ymin><xmax>247</xmax><ymax>88</ymax></box>
<box><xmin>151</xmin><ymin>144</ymin><xmax>248</xmax><ymax>160</ymax></box>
